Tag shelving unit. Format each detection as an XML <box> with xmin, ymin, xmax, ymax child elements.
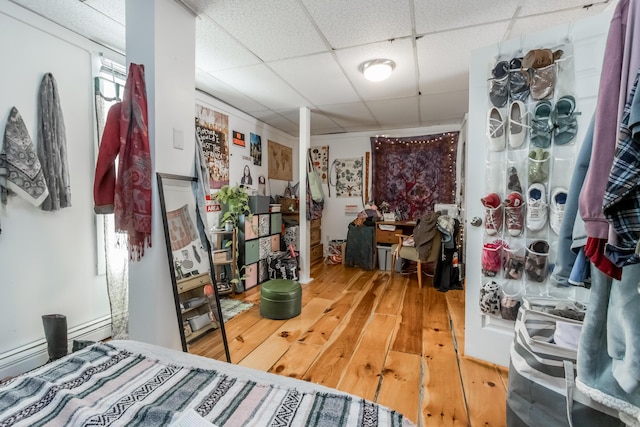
<box><xmin>238</xmin><ymin>212</ymin><xmax>282</xmax><ymax>290</ymax></box>
<box><xmin>210</xmin><ymin>229</ymin><xmax>236</xmax><ymax>296</ymax></box>
<box><xmin>176</xmin><ymin>271</ymin><xmax>217</xmax><ymax>344</ymax></box>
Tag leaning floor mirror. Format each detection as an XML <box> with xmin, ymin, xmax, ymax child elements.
<box><xmin>157</xmin><ymin>173</ymin><xmax>230</xmax><ymax>362</ymax></box>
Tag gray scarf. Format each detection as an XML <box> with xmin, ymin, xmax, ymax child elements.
<box><xmin>37</xmin><ymin>73</ymin><xmax>71</xmax><ymax>211</ymax></box>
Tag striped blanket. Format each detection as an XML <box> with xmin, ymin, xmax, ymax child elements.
<box><xmin>0</xmin><ymin>343</ymin><xmax>414</xmax><ymax>426</ymax></box>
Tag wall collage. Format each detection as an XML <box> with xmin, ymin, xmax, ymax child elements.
<box><xmin>479</xmin><ymin>44</ymin><xmax>583</xmax><ymax>321</ymax></box>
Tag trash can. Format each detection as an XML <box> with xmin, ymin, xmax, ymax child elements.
<box><xmin>377</xmin><ymin>245</ymin><xmax>391</xmax><ymax>270</ymax></box>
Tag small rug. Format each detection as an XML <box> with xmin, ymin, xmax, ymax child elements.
<box><xmin>219</xmin><ymin>298</ymin><xmax>253</xmax><ymax>322</ymax></box>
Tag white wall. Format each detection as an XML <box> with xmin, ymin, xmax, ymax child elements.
<box><xmin>0</xmin><ymin>3</ymin><xmax>117</xmax><ymax>377</ymax></box>
<box><xmin>311</xmin><ymin>124</ymin><xmax>461</xmax><ymax>251</ymax></box>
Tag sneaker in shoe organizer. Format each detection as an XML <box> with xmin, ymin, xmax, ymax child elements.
<box><xmin>482</xmin><ymin>239</ymin><xmax>503</xmax><ymax>277</ymax></box>
<box><xmin>479</xmin><ymin>281</ymin><xmax>501</xmax><ymax>316</ymax></box>
<box><xmin>525</xmin><ymin>240</ymin><xmax>550</xmax><ymax>282</ymax></box>
<box><xmin>503</xmin><ymin>191</ymin><xmax>524</xmax><ymax>236</ymax></box>
<box><xmin>481</xmin><ymin>193</ymin><xmax>503</xmax><ymax>235</ymax></box>
<box><xmin>549</xmin><ymin>188</ymin><xmax>568</xmax><ymax>234</ymax></box>
<box><xmin>526</xmin><ymin>183</ymin><xmax>548</xmax><ymax>231</ymax></box>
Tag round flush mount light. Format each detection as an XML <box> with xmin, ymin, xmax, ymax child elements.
<box><xmin>360</xmin><ymin>59</ymin><xmax>396</xmax><ymax>82</ymax></box>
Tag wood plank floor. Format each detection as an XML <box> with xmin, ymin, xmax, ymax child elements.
<box><xmin>189</xmin><ymin>262</ymin><xmax>508</xmax><ymax>427</ymax></box>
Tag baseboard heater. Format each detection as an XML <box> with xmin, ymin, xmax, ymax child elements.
<box><xmin>0</xmin><ymin>315</ymin><xmax>112</xmax><ymax>379</ymax></box>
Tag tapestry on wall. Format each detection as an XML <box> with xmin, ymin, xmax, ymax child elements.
<box><xmin>332</xmin><ymin>157</ymin><xmax>364</xmax><ymax>198</ymax></box>
<box><xmin>309</xmin><ymin>146</ymin><xmax>329</xmax><ymax>183</ymax></box>
<box><xmin>371</xmin><ymin>132</ymin><xmax>458</xmax><ymax>220</ymax></box>
<box><xmin>196</xmin><ymin>104</ymin><xmax>229</xmax><ymax>189</ymax></box>
<box><xmin>250</xmin><ymin>133</ymin><xmax>262</xmax><ymax>166</ymax></box>
<box><xmin>268</xmin><ymin>140</ymin><xmax>293</xmax><ymax>181</ymax></box>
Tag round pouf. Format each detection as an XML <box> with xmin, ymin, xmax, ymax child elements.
<box><xmin>260</xmin><ymin>279</ymin><xmax>302</xmax><ymax>320</ymax></box>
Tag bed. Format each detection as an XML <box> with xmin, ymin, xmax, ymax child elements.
<box><xmin>0</xmin><ymin>340</ymin><xmax>415</xmax><ymax>426</ymax></box>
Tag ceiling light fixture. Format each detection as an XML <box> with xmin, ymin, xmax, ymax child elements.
<box><xmin>360</xmin><ymin>59</ymin><xmax>395</xmax><ymax>82</ymax></box>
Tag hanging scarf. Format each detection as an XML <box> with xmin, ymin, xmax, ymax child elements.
<box><xmin>116</xmin><ymin>63</ymin><xmax>152</xmax><ymax>259</ymax></box>
<box><xmin>94</xmin><ymin>63</ymin><xmax>152</xmax><ymax>260</ymax></box>
<box><xmin>0</xmin><ymin>107</ymin><xmax>49</xmax><ymax>206</ymax></box>
<box><xmin>37</xmin><ymin>73</ymin><xmax>71</xmax><ymax>211</ymax></box>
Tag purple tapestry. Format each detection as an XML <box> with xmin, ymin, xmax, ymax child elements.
<box><xmin>371</xmin><ymin>132</ymin><xmax>458</xmax><ymax>220</ymax></box>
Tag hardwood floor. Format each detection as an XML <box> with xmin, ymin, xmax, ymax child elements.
<box><xmin>189</xmin><ymin>262</ymin><xmax>508</xmax><ymax>427</ymax></box>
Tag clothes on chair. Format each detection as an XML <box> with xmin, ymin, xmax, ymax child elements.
<box><xmin>413</xmin><ymin>211</ymin><xmax>441</xmax><ymax>261</ymax></box>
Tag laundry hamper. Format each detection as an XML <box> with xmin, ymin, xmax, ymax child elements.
<box><xmin>507</xmin><ymin>308</ymin><xmax>623</xmax><ymax>427</ymax></box>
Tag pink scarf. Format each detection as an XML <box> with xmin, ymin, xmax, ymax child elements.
<box><xmin>115</xmin><ymin>63</ymin><xmax>152</xmax><ymax>260</ymax></box>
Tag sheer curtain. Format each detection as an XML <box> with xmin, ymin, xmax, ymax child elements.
<box><xmin>94</xmin><ymin>71</ymin><xmax>129</xmax><ymax>339</ymax></box>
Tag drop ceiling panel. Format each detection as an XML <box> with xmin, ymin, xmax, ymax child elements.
<box><xmin>10</xmin><ymin>0</ymin><xmax>125</xmax><ymax>51</ymax></box>
<box><xmin>211</xmin><ymin>64</ymin><xmax>310</xmax><ymax>110</ymax></box>
<box><xmin>196</xmin><ymin>18</ymin><xmax>261</xmax><ymax>72</ymax></box>
<box><xmin>519</xmin><ymin>0</ymin><xmax>609</xmax><ymax>17</ymax></box>
<box><xmin>420</xmin><ymin>90</ymin><xmax>469</xmax><ymax>124</ymax></box>
<box><xmin>195</xmin><ymin>70</ymin><xmax>269</xmax><ymax>114</ymax></box>
<box><xmin>85</xmin><ymin>0</ymin><xmax>125</xmax><ymax>25</ymax></box>
<box><xmin>249</xmin><ymin>110</ymin><xmax>299</xmax><ymax>135</ymax></box>
<box><xmin>417</xmin><ymin>22</ymin><xmax>510</xmax><ymax>94</ymax></box>
<box><xmin>273</xmin><ymin>108</ymin><xmax>346</xmax><ymax>135</ymax></box>
<box><xmin>315</xmin><ymin>102</ymin><xmax>377</xmax><ymax>129</ymax></box>
<box><xmin>269</xmin><ymin>52</ymin><xmax>361</xmax><ymax>106</ymax></box>
<box><xmin>301</xmin><ymin>0</ymin><xmax>412</xmax><ymax>49</ymax></box>
<box><xmin>508</xmin><ymin>6</ymin><xmax>609</xmax><ymax>40</ymax></box>
<box><xmin>415</xmin><ymin>0</ymin><xmax>518</xmax><ymax>34</ymax></box>
<box><xmin>367</xmin><ymin>97</ymin><xmax>420</xmax><ymax>128</ymax></box>
<box><xmin>198</xmin><ymin>0</ymin><xmax>328</xmax><ymax>61</ymax></box>
<box><xmin>335</xmin><ymin>38</ymin><xmax>417</xmax><ymax>101</ymax></box>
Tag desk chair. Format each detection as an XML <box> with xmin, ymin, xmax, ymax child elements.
<box><xmin>390</xmin><ymin>232</ymin><xmax>442</xmax><ymax>289</ymax></box>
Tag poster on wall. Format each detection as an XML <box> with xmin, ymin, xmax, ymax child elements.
<box><xmin>233</xmin><ymin>130</ymin><xmax>245</xmax><ymax>147</ymax></box>
<box><xmin>250</xmin><ymin>133</ymin><xmax>262</xmax><ymax>166</ymax></box>
<box><xmin>309</xmin><ymin>146</ymin><xmax>329</xmax><ymax>184</ymax></box>
<box><xmin>334</xmin><ymin>157</ymin><xmax>363</xmax><ymax>198</ymax></box>
<box><xmin>195</xmin><ymin>104</ymin><xmax>229</xmax><ymax>189</ymax></box>
<box><xmin>268</xmin><ymin>140</ymin><xmax>293</xmax><ymax>181</ymax></box>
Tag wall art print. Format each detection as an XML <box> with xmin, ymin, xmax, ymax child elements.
<box><xmin>268</xmin><ymin>140</ymin><xmax>293</xmax><ymax>181</ymax></box>
<box><xmin>371</xmin><ymin>132</ymin><xmax>458</xmax><ymax>220</ymax></box>
<box><xmin>196</xmin><ymin>104</ymin><xmax>229</xmax><ymax>189</ymax></box>
<box><xmin>309</xmin><ymin>146</ymin><xmax>329</xmax><ymax>183</ymax></box>
<box><xmin>334</xmin><ymin>157</ymin><xmax>363</xmax><ymax>198</ymax></box>
<box><xmin>250</xmin><ymin>133</ymin><xmax>262</xmax><ymax>166</ymax></box>
<box><xmin>233</xmin><ymin>130</ymin><xmax>245</xmax><ymax>147</ymax></box>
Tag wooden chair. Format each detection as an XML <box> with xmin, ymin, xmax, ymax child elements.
<box><xmin>391</xmin><ymin>231</ymin><xmax>443</xmax><ymax>288</ymax></box>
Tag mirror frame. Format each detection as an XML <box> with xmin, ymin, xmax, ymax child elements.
<box><xmin>156</xmin><ymin>172</ymin><xmax>231</xmax><ymax>362</ymax></box>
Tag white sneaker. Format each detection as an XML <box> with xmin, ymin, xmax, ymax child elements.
<box><xmin>486</xmin><ymin>107</ymin><xmax>506</xmax><ymax>151</ymax></box>
<box><xmin>526</xmin><ymin>183</ymin><xmax>548</xmax><ymax>231</ymax></box>
<box><xmin>550</xmin><ymin>187</ymin><xmax>568</xmax><ymax>234</ymax></box>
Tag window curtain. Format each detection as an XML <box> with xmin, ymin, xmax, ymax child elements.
<box><xmin>94</xmin><ymin>76</ymin><xmax>129</xmax><ymax>339</ymax></box>
<box><xmin>371</xmin><ymin>132</ymin><xmax>459</xmax><ymax>220</ymax></box>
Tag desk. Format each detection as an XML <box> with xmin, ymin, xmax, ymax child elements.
<box><xmin>375</xmin><ymin>220</ymin><xmax>417</xmax><ymax>245</ymax></box>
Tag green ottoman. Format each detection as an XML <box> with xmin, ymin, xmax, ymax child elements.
<box><xmin>260</xmin><ymin>279</ymin><xmax>302</xmax><ymax>320</ymax></box>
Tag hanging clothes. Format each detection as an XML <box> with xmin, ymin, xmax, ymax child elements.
<box><xmin>37</xmin><ymin>73</ymin><xmax>71</xmax><ymax>211</ymax></box>
<box><xmin>93</xmin><ymin>63</ymin><xmax>152</xmax><ymax>260</ymax></box>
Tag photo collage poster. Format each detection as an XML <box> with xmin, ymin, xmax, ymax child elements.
<box><xmin>196</xmin><ymin>104</ymin><xmax>229</xmax><ymax>189</ymax></box>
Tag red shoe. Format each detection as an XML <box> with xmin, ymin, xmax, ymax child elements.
<box><xmin>481</xmin><ymin>193</ymin><xmax>503</xmax><ymax>235</ymax></box>
<box><xmin>504</xmin><ymin>192</ymin><xmax>524</xmax><ymax>236</ymax></box>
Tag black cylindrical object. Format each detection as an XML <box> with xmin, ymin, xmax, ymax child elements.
<box><xmin>42</xmin><ymin>314</ymin><xmax>68</xmax><ymax>362</ymax></box>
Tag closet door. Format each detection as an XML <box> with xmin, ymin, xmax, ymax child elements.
<box><xmin>464</xmin><ymin>12</ymin><xmax>610</xmax><ymax>366</ymax></box>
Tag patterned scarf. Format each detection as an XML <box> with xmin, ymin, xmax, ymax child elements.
<box><xmin>37</xmin><ymin>73</ymin><xmax>71</xmax><ymax>211</ymax></box>
<box><xmin>116</xmin><ymin>63</ymin><xmax>152</xmax><ymax>260</ymax></box>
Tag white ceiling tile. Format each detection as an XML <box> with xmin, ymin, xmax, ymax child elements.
<box><xmin>335</xmin><ymin>38</ymin><xmax>417</xmax><ymax>100</ymax></box>
<box><xmin>367</xmin><ymin>97</ymin><xmax>420</xmax><ymax>127</ymax></box>
<box><xmin>509</xmin><ymin>6</ymin><xmax>609</xmax><ymax>40</ymax></box>
<box><xmin>519</xmin><ymin>0</ymin><xmax>608</xmax><ymax>17</ymax></box>
<box><xmin>196</xmin><ymin>17</ymin><xmax>261</xmax><ymax>72</ymax></box>
<box><xmin>417</xmin><ymin>22</ymin><xmax>509</xmax><ymax>94</ymax></box>
<box><xmin>195</xmin><ymin>70</ymin><xmax>268</xmax><ymax>113</ymax></box>
<box><xmin>211</xmin><ymin>64</ymin><xmax>311</xmax><ymax>110</ymax></box>
<box><xmin>301</xmin><ymin>0</ymin><xmax>412</xmax><ymax>49</ymax></box>
<box><xmin>85</xmin><ymin>0</ymin><xmax>125</xmax><ymax>25</ymax></box>
<box><xmin>315</xmin><ymin>102</ymin><xmax>377</xmax><ymax>128</ymax></box>
<box><xmin>11</xmin><ymin>0</ymin><xmax>125</xmax><ymax>51</ymax></box>
<box><xmin>199</xmin><ymin>0</ymin><xmax>328</xmax><ymax>61</ymax></box>
<box><xmin>250</xmin><ymin>111</ymin><xmax>298</xmax><ymax>135</ymax></box>
<box><xmin>272</xmin><ymin>108</ymin><xmax>346</xmax><ymax>135</ymax></box>
<box><xmin>269</xmin><ymin>52</ymin><xmax>360</xmax><ymax>106</ymax></box>
<box><xmin>415</xmin><ymin>0</ymin><xmax>518</xmax><ymax>34</ymax></box>
<box><xmin>420</xmin><ymin>90</ymin><xmax>469</xmax><ymax>124</ymax></box>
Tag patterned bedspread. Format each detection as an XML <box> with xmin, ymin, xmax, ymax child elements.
<box><xmin>0</xmin><ymin>343</ymin><xmax>415</xmax><ymax>426</ymax></box>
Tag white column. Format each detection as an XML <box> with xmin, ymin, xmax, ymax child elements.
<box><xmin>125</xmin><ymin>0</ymin><xmax>196</xmax><ymax>349</ymax></box>
<box><xmin>298</xmin><ymin>107</ymin><xmax>311</xmax><ymax>283</ymax></box>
